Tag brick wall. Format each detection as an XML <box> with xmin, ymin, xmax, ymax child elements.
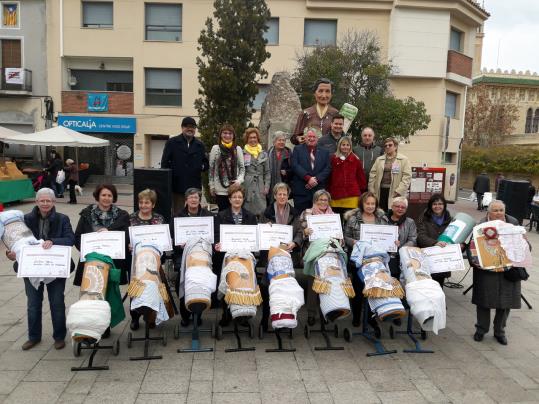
<box><xmin>447</xmin><ymin>50</ymin><xmax>473</xmax><ymax>79</ymax></box>
<box><xmin>61</xmin><ymin>91</ymin><xmax>133</xmax><ymax>114</ymax></box>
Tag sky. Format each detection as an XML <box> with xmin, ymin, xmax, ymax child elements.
<box><xmin>481</xmin><ymin>0</ymin><xmax>539</xmax><ymax>74</ymax></box>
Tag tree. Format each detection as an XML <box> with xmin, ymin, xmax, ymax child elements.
<box><xmin>195</xmin><ymin>0</ymin><xmax>271</xmax><ymax>148</ymax></box>
<box><xmin>464</xmin><ymin>85</ymin><xmax>519</xmax><ymax>147</ymax></box>
<box><xmin>291</xmin><ymin>30</ymin><xmax>430</xmax><ymax>143</ymax></box>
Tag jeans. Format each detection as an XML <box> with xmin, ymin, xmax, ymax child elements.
<box><xmin>24</xmin><ymin>277</ymin><xmax>67</xmax><ymax>342</ymax></box>
<box><xmin>50</xmin><ymin>181</ymin><xmax>64</xmax><ymax>197</ymax></box>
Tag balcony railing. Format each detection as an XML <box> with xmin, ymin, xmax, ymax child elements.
<box><xmin>0</xmin><ymin>68</ymin><xmax>32</xmax><ymax>93</ymax></box>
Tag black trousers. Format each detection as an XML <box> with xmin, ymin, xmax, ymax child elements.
<box><xmin>68</xmin><ymin>179</ymin><xmax>77</xmax><ymax>203</ymax></box>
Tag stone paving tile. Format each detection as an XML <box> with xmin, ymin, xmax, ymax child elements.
<box><xmin>23</xmin><ymin>359</ymin><xmax>79</xmax><ymax>382</ymax></box>
<box><xmin>135</xmin><ymin>393</ymin><xmax>188</xmax><ymax>403</ymax></box>
<box><xmin>0</xmin><ymin>370</ymin><xmax>26</xmax><ymax>395</ymax></box>
<box><xmin>327</xmin><ymin>380</ymin><xmax>380</xmax><ymax>404</ymax></box>
<box><xmin>411</xmin><ymin>379</ymin><xmax>449</xmax><ymax>403</ymax></box>
<box><xmin>212</xmin><ymin>392</ymin><xmax>261</xmax><ymax>404</ymax></box>
<box><xmin>212</xmin><ymin>369</ymin><xmax>259</xmax><ymax>393</ymax></box>
<box><xmin>96</xmin><ymin>358</ymin><xmax>149</xmax><ymax>383</ymax></box>
<box><xmin>308</xmin><ymin>392</ymin><xmax>334</xmax><ymax>404</ymax></box>
<box><xmin>187</xmin><ymin>381</ymin><xmax>212</xmax><ymax>404</ymax></box>
<box><xmin>57</xmin><ymin>392</ymin><xmax>87</xmax><ymax>404</ymax></box>
<box><xmin>4</xmin><ymin>381</ymin><xmax>67</xmax><ymax>404</ymax></box>
<box><xmin>84</xmin><ymin>381</ymin><xmax>139</xmax><ymax>404</ymax></box>
<box><xmin>446</xmin><ymin>390</ymin><xmax>496</xmax><ymax>404</ymax></box>
<box><xmin>0</xmin><ymin>349</ymin><xmax>47</xmax><ymax>371</ymax></box>
<box><xmin>363</xmin><ymin>369</ymin><xmax>416</xmax><ymax>392</ymax></box>
<box><xmin>376</xmin><ymin>390</ymin><xmax>428</xmax><ymax>404</ymax></box>
<box><xmin>64</xmin><ymin>370</ymin><xmax>99</xmax><ymax>395</ymax></box>
<box><xmin>140</xmin><ymin>369</ymin><xmax>190</xmax><ymax>394</ymax></box>
<box><xmin>299</xmin><ymin>368</ymin><xmax>329</xmax><ymax>393</ymax></box>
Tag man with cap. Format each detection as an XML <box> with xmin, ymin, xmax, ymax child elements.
<box><xmin>161</xmin><ymin>117</ymin><xmax>209</xmax><ymax>214</ymax></box>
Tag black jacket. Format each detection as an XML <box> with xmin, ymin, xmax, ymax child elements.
<box><xmin>417</xmin><ymin>209</ymin><xmax>453</xmax><ymax>280</ymax></box>
<box><xmin>473</xmin><ymin>174</ymin><xmax>490</xmax><ymax>194</ymax></box>
<box><xmin>73</xmin><ymin>204</ymin><xmax>130</xmax><ymax>286</ymax></box>
<box><xmin>160</xmin><ymin>134</ymin><xmax>209</xmax><ymax>194</ymax></box>
<box><xmin>214</xmin><ymin>207</ymin><xmax>258</xmax><ymax>243</ymax></box>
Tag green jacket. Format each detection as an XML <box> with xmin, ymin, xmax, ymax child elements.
<box><xmin>303</xmin><ymin>238</ymin><xmax>347</xmax><ymax>277</ymax></box>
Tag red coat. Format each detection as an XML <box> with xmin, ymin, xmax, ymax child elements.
<box><xmin>328</xmin><ymin>153</ymin><xmax>367</xmax><ymax>200</ymax></box>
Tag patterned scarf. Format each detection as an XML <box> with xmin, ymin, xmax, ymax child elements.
<box><xmin>274</xmin><ymin>202</ymin><xmax>290</xmax><ymax>225</ymax></box>
<box><xmin>90</xmin><ymin>204</ymin><xmax>120</xmax><ymax>231</ymax></box>
<box><xmin>218</xmin><ymin>142</ymin><xmax>238</xmax><ymax>189</ymax></box>
<box><xmin>311</xmin><ymin>204</ymin><xmax>334</xmax><ymax>216</ymax></box>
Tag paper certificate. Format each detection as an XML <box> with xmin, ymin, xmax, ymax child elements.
<box><xmin>174</xmin><ymin>217</ymin><xmax>214</xmax><ymax>245</ymax></box>
<box><xmin>18</xmin><ymin>245</ymin><xmax>72</xmax><ymax>279</ymax></box>
<box><xmin>359</xmin><ymin>224</ymin><xmax>399</xmax><ymax>253</ymax></box>
<box><xmin>129</xmin><ymin>224</ymin><xmax>172</xmax><ymax>252</ymax></box>
<box><xmin>423</xmin><ymin>244</ymin><xmax>465</xmax><ymax>273</ymax></box>
<box><xmin>219</xmin><ymin>225</ymin><xmax>258</xmax><ymax>252</ymax></box>
<box><xmin>80</xmin><ymin>231</ymin><xmax>125</xmax><ymax>261</ymax></box>
<box><xmin>307</xmin><ymin>214</ymin><xmax>343</xmax><ymax>241</ymax></box>
<box><xmin>257</xmin><ymin>224</ymin><xmax>293</xmax><ymax>250</ymax></box>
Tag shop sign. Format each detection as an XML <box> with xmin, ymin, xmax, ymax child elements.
<box><xmin>58</xmin><ymin>115</ymin><xmax>136</xmax><ymax>133</ymax></box>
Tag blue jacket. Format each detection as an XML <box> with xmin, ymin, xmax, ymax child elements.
<box><xmin>160</xmin><ymin>134</ymin><xmax>209</xmax><ymax>194</ymax></box>
<box><xmin>290</xmin><ymin>144</ymin><xmax>331</xmax><ymax>200</ymax></box>
<box><xmin>24</xmin><ymin>206</ymin><xmax>75</xmax><ymax>246</ymax></box>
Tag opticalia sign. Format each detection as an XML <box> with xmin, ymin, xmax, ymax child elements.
<box><xmin>58</xmin><ymin>115</ymin><xmax>136</xmax><ymax>134</ymax></box>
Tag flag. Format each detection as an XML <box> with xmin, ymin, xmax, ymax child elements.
<box><xmin>3</xmin><ymin>4</ymin><xmax>18</xmax><ymax>27</ymax></box>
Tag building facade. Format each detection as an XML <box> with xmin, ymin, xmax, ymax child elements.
<box><xmin>46</xmin><ymin>0</ymin><xmax>488</xmax><ymax>199</ymax></box>
<box><xmin>0</xmin><ymin>0</ymin><xmax>50</xmax><ymax>160</ymax></box>
<box><xmin>471</xmin><ymin>68</ymin><xmax>539</xmax><ymax>148</ymax></box>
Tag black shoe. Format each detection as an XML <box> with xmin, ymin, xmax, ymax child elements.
<box><xmin>473</xmin><ymin>332</ymin><xmax>484</xmax><ymax>342</ymax></box>
<box><xmin>130</xmin><ymin>318</ymin><xmax>140</xmax><ymax>331</ymax></box>
<box><xmin>307</xmin><ymin>315</ymin><xmax>316</xmax><ymax>326</ymax></box>
<box><xmin>494</xmin><ymin>335</ymin><xmax>507</xmax><ymax>345</ymax></box>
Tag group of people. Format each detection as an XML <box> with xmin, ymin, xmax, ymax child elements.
<box><xmin>44</xmin><ymin>150</ymin><xmax>79</xmax><ymax>204</ymax></box>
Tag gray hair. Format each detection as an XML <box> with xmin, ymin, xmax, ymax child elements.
<box><xmin>36</xmin><ymin>187</ymin><xmax>55</xmax><ymax>201</ymax></box>
<box><xmin>313</xmin><ymin>189</ymin><xmax>331</xmax><ymax>204</ymax></box>
<box><xmin>272</xmin><ymin>131</ymin><xmax>288</xmax><ymax>143</ymax></box>
<box><xmin>391</xmin><ymin>196</ymin><xmax>408</xmax><ymax>208</ymax></box>
<box><xmin>272</xmin><ymin>182</ymin><xmax>290</xmax><ymax>197</ymax></box>
<box><xmin>184</xmin><ymin>188</ymin><xmax>202</xmax><ymax>199</ymax></box>
<box><xmin>488</xmin><ymin>199</ymin><xmax>505</xmax><ymax>212</ymax></box>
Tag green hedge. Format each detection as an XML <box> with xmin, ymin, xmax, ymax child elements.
<box><xmin>462</xmin><ymin>145</ymin><xmax>539</xmax><ymax>174</ymax></box>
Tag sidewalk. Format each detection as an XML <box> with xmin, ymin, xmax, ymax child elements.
<box><xmin>0</xmin><ymin>197</ymin><xmax>538</xmax><ymax>403</ymax></box>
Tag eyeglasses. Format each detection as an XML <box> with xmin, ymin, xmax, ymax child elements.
<box><xmin>384</xmin><ymin>144</ymin><xmax>394</xmax><ymax>148</ymax></box>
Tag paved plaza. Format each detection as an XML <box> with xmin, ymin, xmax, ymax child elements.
<box><xmin>0</xmin><ymin>193</ymin><xmax>539</xmax><ymax>404</ymax></box>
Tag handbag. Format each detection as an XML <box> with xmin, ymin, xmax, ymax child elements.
<box><xmin>503</xmin><ymin>267</ymin><xmax>529</xmax><ymax>282</ymax></box>
<box><xmin>56</xmin><ymin>169</ymin><xmax>65</xmax><ymax>184</ymax></box>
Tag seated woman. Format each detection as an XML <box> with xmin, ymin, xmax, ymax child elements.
<box><xmin>416</xmin><ymin>194</ymin><xmax>452</xmax><ymax>289</ymax></box>
<box><xmin>128</xmin><ymin>188</ymin><xmax>166</xmax><ymax>331</ymax></box>
<box><xmin>343</xmin><ymin>192</ymin><xmax>387</xmax><ymax>328</ymax></box>
<box><xmin>384</xmin><ymin>196</ymin><xmax>417</xmax><ymax>279</ymax></box>
<box><xmin>175</xmin><ymin>188</ymin><xmax>215</xmax><ymax>326</ymax></box>
<box><xmin>472</xmin><ymin>200</ymin><xmax>525</xmax><ymax>345</ymax></box>
<box><xmin>73</xmin><ymin>184</ymin><xmax>130</xmax><ymax>337</ymax></box>
<box><xmin>298</xmin><ymin>189</ymin><xmax>339</xmax><ymax>325</ymax></box>
<box><xmin>214</xmin><ymin>184</ymin><xmax>258</xmax><ymax>326</ymax></box>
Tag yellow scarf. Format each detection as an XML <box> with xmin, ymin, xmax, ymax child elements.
<box><xmin>244</xmin><ymin>143</ymin><xmax>262</xmax><ymax>158</ymax></box>
<box><xmin>221</xmin><ymin>141</ymin><xmax>234</xmax><ymax>149</ymax></box>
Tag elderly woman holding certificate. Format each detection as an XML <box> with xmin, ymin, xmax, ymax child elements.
<box><xmin>214</xmin><ymin>185</ymin><xmax>258</xmax><ymax>326</ymax></box>
<box><xmin>471</xmin><ymin>200</ymin><xmax>528</xmax><ymax>346</ymax></box>
<box><xmin>343</xmin><ymin>192</ymin><xmax>387</xmax><ymax>328</ymax></box>
<box><xmin>298</xmin><ymin>189</ymin><xmax>340</xmax><ymax>325</ymax></box>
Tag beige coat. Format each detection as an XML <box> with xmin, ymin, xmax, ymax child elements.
<box><xmin>368</xmin><ymin>153</ymin><xmax>412</xmax><ymax>207</ymax></box>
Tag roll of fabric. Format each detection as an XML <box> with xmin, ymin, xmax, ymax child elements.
<box><xmin>66</xmin><ymin>299</ymin><xmax>111</xmax><ymax>342</ymax></box>
<box><xmin>218</xmin><ymin>251</ymin><xmax>261</xmax><ymax>319</ymax></box>
<box><xmin>438</xmin><ymin>212</ymin><xmax>475</xmax><ymax>245</ymax></box>
<box><xmin>405</xmin><ymin>279</ymin><xmax>446</xmax><ymax>334</ymax></box>
<box><xmin>128</xmin><ymin>244</ymin><xmax>170</xmax><ymax>325</ymax></box>
<box><xmin>368</xmin><ymin>297</ymin><xmax>406</xmax><ymax>321</ymax></box>
<box><xmin>310</xmin><ymin>246</ymin><xmax>354</xmax><ymax>322</ymax></box>
<box><xmin>179</xmin><ymin>238</ymin><xmax>215</xmax><ymax>312</ymax></box>
<box><xmin>266</xmin><ymin>247</ymin><xmax>304</xmax><ymax>328</ymax></box>
<box><xmin>399</xmin><ymin>246</ymin><xmax>432</xmax><ymax>284</ymax></box>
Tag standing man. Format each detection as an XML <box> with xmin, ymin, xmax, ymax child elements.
<box><xmin>6</xmin><ymin>188</ymin><xmax>75</xmax><ymax>350</ymax></box>
<box><xmin>318</xmin><ymin>114</ymin><xmax>346</xmax><ymax>155</ymax></box>
<box><xmin>161</xmin><ymin>117</ymin><xmax>209</xmax><ymax>215</ymax></box>
<box><xmin>291</xmin><ymin>129</ymin><xmax>331</xmax><ymax>213</ymax></box>
<box><xmin>353</xmin><ymin>127</ymin><xmax>383</xmax><ymax>191</ymax></box>
<box><xmin>473</xmin><ymin>172</ymin><xmax>490</xmax><ymax>211</ymax></box>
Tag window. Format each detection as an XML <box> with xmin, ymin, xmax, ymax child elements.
<box><xmin>264</xmin><ymin>18</ymin><xmax>279</xmax><ymax>45</ymax></box>
<box><xmin>252</xmin><ymin>84</ymin><xmax>269</xmax><ymax>110</ymax></box>
<box><xmin>304</xmin><ymin>19</ymin><xmax>337</xmax><ymax>46</ymax></box>
<box><xmin>145</xmin><ymin>68</ymin><xmax>181</xmax><ymax>106</ymax></box>
<box><xmin>525</xmin><ymin>108</ymin><xmax>532</xmax><ymax>133</ymax></box>
<box><xmin>82</xmin><ymin>1</ymin><xmax>113</xmax><ymax>28</ymax></box>
<box><xmin>442</xmin><ymin>152</ymin><xmax>456</xmax><ymax>164</ymax></box>
<box><xmin>1</xmin><ymin>2</ymin><xmax>19</xmax><ymax>29</ymax></box>
<box><xmin>445</xmin><ymin>92</ymin><xmax>458</xmax><ymax>118</ymax></box>
<box><xmin>70</xmin><ymin>70</ymin><xmax>133</xmax><ymax>91</ymax></box>
<box><xmin>533</xmin><ymin>109</ymin><xmax>539</xmax><ymax>133</ymax></box>
<box><xmin>449</xmin><ymin>27</ymin><xmax>462</xmax><ymax>52</ymax></box>
<box><xmin>0</xmin><ymin>38</ymin><xmax>21</xmax><ymax>67</ymax></box>
<box><xmin>145</xmin><ymin>3</ymin><xmax>182</xmax><ymax>41</ymax></box>
<box><xmin>107</xmin><ymin>82</ymin><xmax>133</xmax><ymax>92</ymax></box>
